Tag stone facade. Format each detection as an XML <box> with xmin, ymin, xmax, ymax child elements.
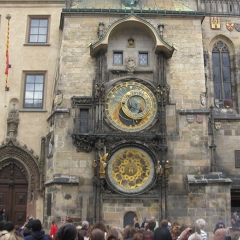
<box><xmin>1</xmin><ymin>0</ymin><xmax>240</xmax><ymax>236</ymax></box>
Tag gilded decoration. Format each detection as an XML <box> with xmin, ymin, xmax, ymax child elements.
<box><xmin>107</xmin><ymin>147</ymin><xmax>154</xmax><ymax>194</ymax></box>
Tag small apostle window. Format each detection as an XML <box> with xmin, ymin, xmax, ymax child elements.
<box><xmin>113</xmin><ymin>52</ymin><xmax>123</xmax><ymax>65</ymax></box>
<box><xmin>139</xmin><ymin>52</ymin><xmax>148</xmax><ymax>66</ymax></box>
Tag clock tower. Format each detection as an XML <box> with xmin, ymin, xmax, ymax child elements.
<box><xmin>71</xmin><ymin>14</ymin><xmax>174</xmax><ymax>224</ymax></box>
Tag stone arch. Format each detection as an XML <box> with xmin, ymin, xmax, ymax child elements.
<box><xmin>0</xmin><ymin>140</ymin><xmax>41</xmax><ymax>202</ymax></box>
<box><xmin>90</xmin><ymin>15</ymin><xmax>174</xmax><ymax>58</ymax></box>
<box><xmin>123</xmin><ymin>211</ymin><xmax>138</xmax><ymax>227</ymax></box>
<box><xmin>208</xmin><ymin>34</ymin><xmax>235</xmax><ymax>58</ymax></box>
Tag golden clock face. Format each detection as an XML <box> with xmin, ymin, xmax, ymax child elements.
<box><xmin>106</xmin><ymin>147</ymin><xmax>155</xmax><ymax>194</ymax></box>
<box><xmin>105</xmin><ymin>81</ymin><xmax>157</xmax><ymax>132</ymax></box>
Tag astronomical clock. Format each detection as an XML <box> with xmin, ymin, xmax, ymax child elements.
<box><xmin>105</xmin><ymin>80</ymin><xmax>158</xmax><ymax>132</ymax></box>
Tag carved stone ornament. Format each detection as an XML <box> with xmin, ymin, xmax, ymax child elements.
<box><xmin>196</xmin><ymin>115</ymin><xmax>203</xmax><ymax>123</ymax></box>
<box><xmin>215</xmin><ymin>122</ymin><xmax>221</xmax><ymax>131</ymax></box>
<box><xmin>54</xmin><ymin>91</ymin><xmax>63</xmax><ymax>106</ymax></box>
<box><xmin>186</xmin><ymin>115</ymin><xmax>194</xmax><ymax>123</ymax></box>
<box><xmin>125</xmin><ymin>56</ymin><xmax>136</xmax><ymax>72</ymax></box>
<box><xmin>200</xmin><ymin>94</ymin><xmax>206</xmax><ymax>107</ymax></box>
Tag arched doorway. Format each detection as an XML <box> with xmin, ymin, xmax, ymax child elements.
<box><xmin>0</xmin><ymin>162</ymin><xmax>28</xmax><ymax>226</ymax></box>
<box><xmin>124</xmin><ymin>211</ymin><xmax>137</xmax><ymax>227</ymax></box>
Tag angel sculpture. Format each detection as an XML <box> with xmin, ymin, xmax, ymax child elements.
<box><xmin>99</xmin><ymin>153</ymin><xmax>108</xmax><ymax>178</ymax></box>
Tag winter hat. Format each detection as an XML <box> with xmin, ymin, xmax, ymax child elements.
<box><xmin>57</xmin><ymin>223</ymin><xmax>78</xmax><ymax>240</ymax></box>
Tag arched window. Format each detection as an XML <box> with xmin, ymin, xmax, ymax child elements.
<box><xmin>212</xmin><ymin>41</ymin><xmax>232</xmax><ymax>108</ymax></box>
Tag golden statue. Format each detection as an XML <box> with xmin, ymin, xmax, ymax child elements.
<box><xmin>99</xmin><ymin>153</ymin><xmax>108</xmax><ymax>178</ymax></box>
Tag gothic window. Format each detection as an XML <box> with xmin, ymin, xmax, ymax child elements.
<box><xmin>212</xmin><ymin>41</ymin><xmax>232</xmax><ymax>107</ymax></box>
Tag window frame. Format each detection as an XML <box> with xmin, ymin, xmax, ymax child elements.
<box><xmin>26</xmin><ymin>16</ymin><xmax>50</xmax><ymax>45</ymax></box>
<box><xmin>23</xmin><ymin>72</ymin><xmax>45</xmax><ymax>109</ymax></box>
<box><xmin>113</xmin><ymin>51</ymin><xmax>123</xmax><ymax>65</ymax></box>
<box><xmin>138</xmin><ymin>52</ymin><xmax>149</xmax><ymax>66</ymax></box>
<box><xmin>212</xmin><ymin>40</ymin><xmax>232</xmax><ymax>106</ymax></box>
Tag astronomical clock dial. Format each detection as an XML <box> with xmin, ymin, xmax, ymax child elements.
<box><xmin>106</xmin><ymin>147</ymin><xmax>155</xmax><ymax>194</ymax></box>
<box><xmin>105</xmin><ymin>81</ymin><xmax>157</xmax><ymax>132</ymax></box>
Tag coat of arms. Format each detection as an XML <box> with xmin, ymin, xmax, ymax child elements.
<box><xmin>215</xmin><ymin>122</ymin><xmax>221</xmax><ymax>131</ymax></box>
<box><xmin>211</xmin><ymin>17</ymin><xmax>220</xmax><ymax>29</ymax></box>
<box><xmin>226</xmin><ymin>23</ymin><xmax>234</xmax><ymax>32</ymax></box>
<box><xmin>196</xmin><ymin>115</ymin><xmax>203</xmax><ymax>123</ymax></box>
<box><xmin>234</xmin><ymin>23</ymin><xmax>240</xmax><ymax>32</ymax></box>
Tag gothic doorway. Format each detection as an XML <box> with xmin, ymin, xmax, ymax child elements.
<box><xmin>124</xmin><ymin>211</ymin><xmax>137</xmax><ymax>227</ymax></box>
<box><xmin>0</xmin><ymin>162</ymin><xmax>28</xmax><ymax>226</ymax></box>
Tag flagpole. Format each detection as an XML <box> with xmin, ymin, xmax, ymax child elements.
<box><xmin>5</xmin><ymin>14</ymin><xmax>11</xmax><ymax>91</ymax></box>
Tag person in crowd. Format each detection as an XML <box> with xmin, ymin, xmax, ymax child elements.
<box><xmin>123</xmin><ymin>226</ymin><xmax>137</xmax><ymax>240</ymax></box>
<box><xmin>89</xmin><ymin>229</ymin><xmax>105</xmax><ymax>240</ymax></box>
<box><xmin>188</xmin><ymin>232</ymin><xmax>203</xmax><ymax>240</ymax></box>
<box><xmin>150</xmin><ymin>217</ymin><xmax>159</xmax><ymax>230</ymax></box>
<box><xmin>0</xmin><ymin>221</ymin><xmax>4</xmax><ymax>234</ymax></box>
<box><xmin>0</xmin><ymin>209</ymin><xmax>7</xmax><ymax>222</ymax></box>
<box><xmin>195</xmin><ymin>219</ymin><xmax>207</xmax><ymax>240</ymax></box>
<box><xmin>232</xmin><ymin>211</ymin><xmax>239</xmax><ymax>222</ymax></box>
<box><xmin>133</xmin><ymin>233</ymin><xmax>143</xmax><ymax>240</ymax></box>
<box><xmin>142</xmin><ymin>220</ymin><xmax>155</xmax><ymax>240</ymax></box>
<box><xmin>141</xmin><ymin>218</ymin><xmax>148</xmax><ymax>230</ymax></box>
<box><xmin>90</xmin><ymin>221</ymin><xmax>108</xmax><ymax>236</ymax></box>
<box><xmin>0</xmin><ymin>221</ymin><xmax>23</xmax><ymax>240</ymax></box>
<box><xmin>105</xmin><ymin>228</ymin><xmax>119</xmax><ymax>240</ymax></box>
<box><xmin>133</xmin><ymin>218</ymin><xmax>140</xmax><ymax>229</ymax></box>
<box><xmin>160</xmin><ymin>220</ymin><xmax>169</xmax><ymax>228</ymax></box>
<box><xmin>170</xmin><ymin>224</ymin><xmax>181</xmax><ymax>240</ymax></box>
<box><xmin>24</xmin><ymin>219</ymin><xmax>49</xmax><ymax>240</ymax></box>
<box><xmin>50</xmin><ymin>220</ymin><xmax>58</xmax><ymax>239</ymax></box>
<box><xmin>214</xmin><ymin>228</ymin><xmax>228</xmax><ymax>240</ymax></box>
<box><xmin>55</xmin><ymin>223</ymin><xmax>79</xmax><ymax>240</ymax></box>
<box><xmin>78</xmin><ymin>221</ymin><xmax>89</xmax><ymax>237</ymax></box>
<box><xmin>25</xmin><ymin>215</ymin><xmax>34</xmax><ymax>229</ymax></box>
<box><xmin>214</xmin><ymin>218</ymin><xmax>225</xmax><ymax>233</ymax></box>
<box><xmin>152</xmin><ymin>226</ymin><xmax>172</xmax><ymax>240</ymax></box>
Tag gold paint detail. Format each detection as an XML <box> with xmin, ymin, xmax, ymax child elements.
<box><xmin>112</xmin><ymin>149</ymin><xmax>150</xmax><ymax>189</ymax></box>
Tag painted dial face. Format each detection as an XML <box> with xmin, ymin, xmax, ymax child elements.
<box><xmin>107</xmin><ymin>147</ymin><xmax>154</xmax><ymax>194</ymax></box>
<box><xmin>105</xmin><ymin>81</ymin><xmax>157</xmax><ymax>132</ymax></box>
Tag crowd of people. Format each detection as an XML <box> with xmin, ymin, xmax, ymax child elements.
<box><xmin>0</xmin><ymin>211</ymin><xmax>239</xmax><ymax>240</ymax></box>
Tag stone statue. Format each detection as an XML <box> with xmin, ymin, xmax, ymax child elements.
<box><xmin>7</xmin><ymin>106</ymin><xmax>19</xmax><ymax>140</ymax></box>
<box><xmin>155</xmin><ymin>160</ymin><xmax>163</xmax><ymax>179</ymax></box>
<box><xmin>125</xmin><ymin>56</ymin><xmax>136</xmax><ymax>72</ymax></box>
<box><xmin>164</xmin><ymin>160</ymin><xmax>171</xmax><ymax>179</ymax></box>
<box><xmin>92</xmin><ymin>160</ymin><xmax>98</xmax><ymax>176</ymax></box>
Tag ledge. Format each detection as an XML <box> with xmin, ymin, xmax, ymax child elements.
<box><xmin>187</xmin><ymin>172</ymin><xmax>232</xmax><ymax>184</ymax></box>
<box><xmin>23</xmin><ymin>43</ymin><xmax>51</xmax><ymax>46</ymax></box>
<box><xmin>19</xmin><ymin>109</ymin><xmax>47</xmax><ymax>112</ymax></box>
<box><xmin>45</xmin><ymin>174</ymin><xmax>79</xmax><ymax>186</ymax></box>
<box><xmin>178</xmin><ymin>109</ymin><xmax>210</xmax><ymax>115</ymax></box>
<box><xmin>47</xmin><ymin>108</ymin><xmax>70</xmax><ymax>122</ymax></box>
